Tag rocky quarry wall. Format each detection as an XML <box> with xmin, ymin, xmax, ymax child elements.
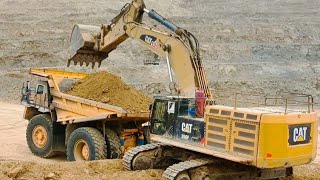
<box><xmin>0</xmin><ymin>0</ymin><xmax>319</xmax><ymax>103</ymax></box>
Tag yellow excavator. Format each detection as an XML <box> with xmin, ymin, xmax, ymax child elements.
<box><xmin>68</xmin><ymin>0</ymin><xmax>318</xmax><ymax>179</ymax></box>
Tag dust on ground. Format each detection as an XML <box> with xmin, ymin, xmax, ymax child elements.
<box><xmin>0</xmin><ymin>160</ymin><xmax>163</xmax><ymax>180</ymax></box>
<box><xmin>292</xmin><ymin>162</ymin><xmax>320</xmax><ymax>180</ymax></box>
<box><xmin>66</xmin><ymin>71</ymin><xmax>152</xmax><ymax>113</ymax></box>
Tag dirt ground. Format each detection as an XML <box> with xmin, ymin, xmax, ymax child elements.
<box><xmin>0</xmin><ymin>102</ymin><xmax>319</xmax><ymax>179</ymax></box>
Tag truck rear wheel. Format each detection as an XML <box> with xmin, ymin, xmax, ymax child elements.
<box><xmin>26</xmin><ymin>114</ymin><xmax>55</xmax><ymax>158</ymax></box>
<box><xmin>105</xmin><ymin>128</ymin><xmax>121</xmax><ymax>159</ymax></box>
<box><xmin>67</xmin><ymin>127</ymin><xmax>106</xmax><ymax>161</ymax></box>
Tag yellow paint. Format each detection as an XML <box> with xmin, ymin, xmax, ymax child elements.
<box><xmin>257</xmin><ymin>112</ymin><xmax>317</xmax><ymax>168</ymax></box>
<box><xmin>297</xmin><ymin>136</ymin><xmax>304</xmax><ymax>142</ymax></box>
<box><xmin>204</xmin><ymin>105</ymin><xmax>318</xmax><ymax>169</ymax></box>
<box><xmin>30</xmin><ymin>68</ymin><xmax>88</xmax><ymax>79</ymax></box>
<box><xmin>120</xmin><ymin>131</ymin><xmax>138</xmax><ymax>154</ymax></box>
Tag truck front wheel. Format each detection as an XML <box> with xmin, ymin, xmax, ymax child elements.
<box><xmin>26</xmin><ymin>114</ymin><xmax>55</xmax><ymax>158</ymax></box>
<box><xmin>67</xmin><ymin>127</ymin><xmax>107</xmax><ymax>161</ymax></box>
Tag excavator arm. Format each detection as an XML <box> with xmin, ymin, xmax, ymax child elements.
<box><xmin>68</xmin><ymin>0</ymin><xmax>211</xmax><ymax>98</ymax></box>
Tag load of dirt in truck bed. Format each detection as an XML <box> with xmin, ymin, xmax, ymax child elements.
<box><xmin>66</xmin><ymin>71</ymin><xmax>152</xmax><ymax>113</ymax></box>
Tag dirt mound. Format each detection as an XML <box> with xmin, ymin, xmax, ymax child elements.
<box><xmin>0</xmin><ymin>160</ymin><xmax>163</xmax><ymax>180</ymax></box>
<box><xmin>66</xmin><ymin>71</ymin><xmax>152</xmax><ymax>113</ymax></box>
<box><xmin>0</xmin><ymin>159</ymin><xmax>319</xmax><ymax>180</ymax></box>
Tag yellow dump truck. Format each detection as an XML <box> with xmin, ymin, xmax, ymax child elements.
<box><xmin>21</xmin><ymin>68</ymin><xmax>149</xmax><ymax>161</ymax></box>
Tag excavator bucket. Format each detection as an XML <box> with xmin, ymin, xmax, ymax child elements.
<box><xmin>68</xmin><ymin>24</ymin><xmax>108</xmax><ymax>68</ymax></box>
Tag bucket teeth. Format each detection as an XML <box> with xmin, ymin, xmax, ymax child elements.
<box><xmin>67</xmin><ymin>59</ymin><xmax>71</xmax><ymax>67</ymax></box>
<box><xmin>78</xmin><ymin>55</ymin><xmax>85</xmax><ymax>66</ymax></box>
<box><xmin>68</xmin><ymin>53</ymin><xmax>108</xmax><ymax>68</ymax></box>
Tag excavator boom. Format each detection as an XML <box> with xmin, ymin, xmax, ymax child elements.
<box><xmin>68</xmin><ymin>0</ymin><xmax>211</xmax><ymax>98</ymax></box>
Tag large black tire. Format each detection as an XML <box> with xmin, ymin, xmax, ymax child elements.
<box><xmin>105</xmin><ymin>128</ymin><xmax>121</xmax><ymax>159</ymax></box>
<box><xmin>26</xmin><ymin>114</ymin><xmax>55</xmax><ymax>158</ymax></box>
<box><xmin>67</xmin><ymin>127</ymin><xmax>106</xmax><ymax>161</ymax></box>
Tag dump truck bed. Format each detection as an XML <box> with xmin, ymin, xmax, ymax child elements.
<box><xmin>52</xmin><ymin>92</ymin><xmax>149</xmax><ymax>124</ymax></box>
<box><xmin>30</xmin><ymin>68</ymin><xmax>149</xmax><ymax>124</ymax></box>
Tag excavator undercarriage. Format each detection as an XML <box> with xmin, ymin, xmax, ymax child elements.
<box><xmin>123</xmin><ymin>143</ymin><xmax>293</xmax><ymax>180</ymax></box>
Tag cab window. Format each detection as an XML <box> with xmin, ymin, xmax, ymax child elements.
<box><xmin>151</xmin><ymin>101</ymin><xmax>167</xmax><ymax>135</ymax></box>
<box><xmin>36</xmin><ymin>85</ymin><xmax>44</xmax><ymax>94</ymax></box>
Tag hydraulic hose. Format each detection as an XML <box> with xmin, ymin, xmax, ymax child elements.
<box><xmin>143</xmin><ymin>8</ymin><xmax>178</xmax><ymax>33</ymax></box>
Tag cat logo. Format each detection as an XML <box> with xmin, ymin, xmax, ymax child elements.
<box><xmin>293</xmin><ymin>127</ymin><xmax>307</xmax><ymax>142</ymax></box>
<box><xmin>289</xmin><ymin>124</ymin><xmax>311</xmax><ymax>145</ymax></box>
<box><xmin>140</xmin><ymin>35</ymin><xmax>160</xmax><ymax>49</ymax></box>
<box><xmin>182</xmin><ymin>123</ymin><xmax>193</xmax><ymax>133</ymax></box>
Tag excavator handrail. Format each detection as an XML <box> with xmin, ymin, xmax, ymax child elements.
<box><xmin>208</xmin><ymin>90</ymin><xmax>315</xmax><ymax>113</ymax></box>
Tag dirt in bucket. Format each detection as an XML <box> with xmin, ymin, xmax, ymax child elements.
<box><xmin>66</xmin><ymin>71</ymin><xmax>152</xmax><ymax>113</ymax></box>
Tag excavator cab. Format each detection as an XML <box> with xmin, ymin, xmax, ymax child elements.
<box><xmin>150</xmin><ymin>96</ymin><xmax>206</xmax><ymax>144</ymax></box>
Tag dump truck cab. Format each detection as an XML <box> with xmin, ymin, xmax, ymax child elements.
<box><xmin>22</xmin><ymin>80</ymin><xmax>51</xmax><ymax>116</ymax></box>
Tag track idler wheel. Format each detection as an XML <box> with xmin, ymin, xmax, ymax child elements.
<box><xmin>132</xmin><ymin>153</ymin><xmax>154</xmax><ymax>170</ymax></box>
